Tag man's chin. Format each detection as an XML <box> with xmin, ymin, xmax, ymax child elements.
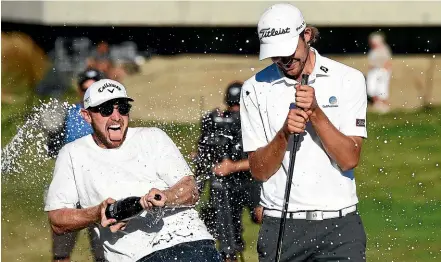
<box><xmin>284</xmin><ymin>69</ymin><xmax>300</xmax><ymax>78</ymax></box>
<box><xmin>280</xmin><ymin>65</ymin><xmax>299</xmax><ymax>76</ymax></box>
<box><xmin>107</xmin><ymin>139</ymin><xmax>124</xmax><ymax>148</ymax></box>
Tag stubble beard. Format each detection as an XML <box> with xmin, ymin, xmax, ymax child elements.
<box><xmin>91</xmin><ymin>121</ymin><xmax>128</xmax><ymax>149</ymax></box>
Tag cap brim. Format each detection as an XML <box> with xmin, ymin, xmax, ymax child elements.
<box><xmin>259</xmin><ymin>35</ymin><xmax>300</xmax><ymax>60</ymax></box>
<box><xmin>86</xmin><ymin>96</ymin><xmax>134</xmax><ymax>109</ymax></box>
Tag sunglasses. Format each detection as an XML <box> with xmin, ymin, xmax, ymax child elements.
<box><xmin>90</xmin><ymin>101</ymin><xmax>132</xmax><ymax>117</ymax></box>
<box><xmin>273</xmin><ymin>56</ymin><xmax>297</xmax><ymax>67</ymax></box>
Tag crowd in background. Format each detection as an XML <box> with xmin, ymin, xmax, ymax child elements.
<box><xmin>35</xmin><ymin>37</ymin><xmax>149</xmax><ymax>101</ymax></box>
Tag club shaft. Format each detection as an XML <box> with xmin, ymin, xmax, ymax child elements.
<box><xmin>275</xmin><ymin>135</ymin><xmax>299</xmax><ymax>262</ymax></box>
<box><xmin>275</xmin><ymin>74</ymin><xmax>309</xmax><ymax>262</ymax></box>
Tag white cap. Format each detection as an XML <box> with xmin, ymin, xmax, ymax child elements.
<box><xmin>83</xmin><ymin>79</ymin><xmax>134</xmax><ymax>109</ymax></box>
<box><xmin>258</xmin><ymin>3</ymin><xmax>306</xmax><ymax>60</ymax></box>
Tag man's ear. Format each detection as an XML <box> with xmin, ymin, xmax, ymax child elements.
<box><xmin>303</xmin><ymin>27</ymin><xmax>312</xmax><ymax>45</ymax></box>
<box><xmin>80</xmin><ymin>109</ymin><xmax>92</xmax><ymax>124</ymax></box>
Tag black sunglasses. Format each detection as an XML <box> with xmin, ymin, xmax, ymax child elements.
<box><xmin>273</xmin><ymin>55</ymin><xmax>296</xmax><ymax>67</ymax></box>
<box><xmin>90</xmin><ymin>101</ymin><xmax>132</xmax><ymax>117</ymax></box>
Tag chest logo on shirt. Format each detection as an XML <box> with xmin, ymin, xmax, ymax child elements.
<box><xmin>322</xmin><ymin>96</ymin><xmax>338</xmax><ymax>108</ymax></box>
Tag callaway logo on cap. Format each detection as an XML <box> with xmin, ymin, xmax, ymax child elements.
<box><xmin>257</xmin><ymin>3</ymin><xmax>307</xmax><ymax>60</ymax></box>
<box><xmin>84</xmin><ymin>79</ymin><xmax>134</xmax><ymax>109</ymax></box>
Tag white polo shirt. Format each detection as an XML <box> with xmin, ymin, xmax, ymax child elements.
<box><xmin>44</xmin><ymin>127</ymin><xmax>213</xmax><ymax>262</ymax></box>
<box><xmin>240</xmin><ymin>48</ymin><xmax>367</xmax><ymax>212</ymax></box>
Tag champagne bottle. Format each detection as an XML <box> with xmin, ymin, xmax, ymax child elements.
<box><xmin>105</xmin><ymin>194</ymin><xmax>162</xmax><ymax>222</ymax></box>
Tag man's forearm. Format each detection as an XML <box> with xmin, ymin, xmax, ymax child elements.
<box><xmin>48</xmin><ymin>206</ymin><xmax>100</xmax><ymax>235</ymax></box>
<box><xmin>163</xmin><ymin>176</ymin><xmax>199</xmax><ymax>207</ymax></box>
<box><xmin>249</xmin><ymin>130</ymin><xmax>288</xmax><ymax>182</ymax></box>
<box><xmin>310</xmin><ymin>108</ymin><xmax>361</xmax><ymax>171</ymax></box>
<box><xmin>232</xmin><ymin>159</ymin><xmax>250</xmax><ymax>173</ymax></box>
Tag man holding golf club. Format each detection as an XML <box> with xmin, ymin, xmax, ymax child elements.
<box><xmin>240</xmin><ymin>3</ymin><xmax>368</xmax><ymax>262</ymax></box>
<box><xmin>44</xmin><ymin>79</ymin><xmax>221</xmax><ymax>262</ymax></box>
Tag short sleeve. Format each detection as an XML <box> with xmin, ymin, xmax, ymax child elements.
<box><xmin>339</xmin><ymin>70</ymin><xmax>368</xmax><ymax>138</ymax></box>
<box><xmin>240</xmin><ymin>81</ymin><xmax>268</xmax><ymax>152</ymax></box>
<box><xmin>151</xmin><ymin>128</ymin><xmax>193</xmax><ymax>186</ymax></box>
<box><xmin>44</xmin><ymin>146</ymin><xmax>79</xmax><ymax>211</ymax></box>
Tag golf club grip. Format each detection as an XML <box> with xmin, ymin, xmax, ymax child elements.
<box><xmin>301</xmin><ymin>74</ymin><xmax>309</xmax><ymax>85</ymax></box>
<box><xmin>154</xmin><ymin>194</ymin><xmax>162</xmax><ymax>201</ymax></box>
<box><xmin>293</xmin><ymin>74</ymin><xmax>309</xmax><ymax>140</ymax></box>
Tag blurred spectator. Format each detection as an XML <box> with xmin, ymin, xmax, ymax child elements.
<box><xmin>87</xmin><ymin>41</ymin><xmax>127</xmax><ymax>82</ymax></box>
<box><xmin>366</xmin><ymin>31</ymin><xmax>392</xmax><ymax>113</ymax></box>
<box><xmin>110</xmin><ymin>41</ymin><xmax>147</xmax><ymax>74</ymax></box>
<box><xmin>64</xmin><ymin>69</ymin><xmax>106</xmax><ymax>143</ymax></box>
<box><xmin>36</xmin><ymin>37</ymin><xmax>92</xmax><ymax>99</ymax></box>
<box><xmin>45</xmin><ymin>68</ymin><xmax>106</xmax><ymax>262</ymax></box>
<box><xmin>87</xmin><ymin>41</ymin><xmax>112</xmax><ymax>76</ymax></box>
<box><xmin>37</xmin><ymin>38</ymin><xmax>148</xmax><ymax>100</ymax></box>
<box><xmin>195</xmin><ymin>81</ymin><xmax>263</xmax><ymax>262</ymax></box>
<box><xmin>46</xmin><ymin>68</ymin><xmax>105</xmax><ymax>156</ymax></box>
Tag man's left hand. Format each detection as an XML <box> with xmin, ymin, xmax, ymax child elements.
<box><xmin>212</xmin><ymin>159</ymin><xmax>235</xmax><ymax>176</ymax></box>
<box><xmin>100</xmin><ymin>198</ymin><xmax>127</xmax><ymax>232</ymax></box>
<box><xmin>295</xmin><ymin>84</ymin><xmax>318</xmax><ymax>115</ymax></box>
<box><xmin>140</xmin><ymin>188</ymin><xmax>167</xmax><ymax>210</ymax></box>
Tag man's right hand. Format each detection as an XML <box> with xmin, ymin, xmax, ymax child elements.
<box><xmin>99</xmin><ymin>198</ymin><xmax>126</xmax><ymax>232</ymax></box>
<box><xmin>282</xmin><ymin>108</ymin><xmax>310</xmax><ymax>137</ymax></box>
<box><xmin>140</xmin><ymin>189</ymin><xmax>167</xmax><ymax>210</ymax></box>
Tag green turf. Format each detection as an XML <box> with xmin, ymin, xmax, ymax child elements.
<box><xmin>2</xmin><ymin>105</ymin><xmax>441</xmax><ymax>261</ymax></box>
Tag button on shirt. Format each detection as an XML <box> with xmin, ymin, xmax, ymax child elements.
<box><xmin>240</xmin><ymin>48</ymin><xmax>367</xmax><ymax>212</ymax></box>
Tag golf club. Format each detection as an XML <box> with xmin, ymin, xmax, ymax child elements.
<box><xmin>275</xmin><ymin>74</ymin><xmax>309</xmax><ymax>262</ymax></box>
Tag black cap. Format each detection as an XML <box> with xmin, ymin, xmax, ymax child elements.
<box><xmin>225</xmin><ymin>81</ymin><xmax>243</xmax><ymax>107</ymax></box>
<box><xmin>77</xmin><ymin>68</ymin><xmax>106</xmax><ymax>88</ymax></box>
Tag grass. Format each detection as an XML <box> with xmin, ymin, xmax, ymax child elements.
<box><xmin>2</xmin><ymin>105</ymin><xmax>441</xmax><ymax>261</ymax></box>
<box><xmin>355</xmin><ymin>107</ymin><xmax>441</xmax><ymax>261</ymax></box>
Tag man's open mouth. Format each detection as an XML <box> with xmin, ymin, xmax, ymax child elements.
<box><xmin>108</xmin><ymin>124</ymin><xmax>123</xmax><ymax>141</ymax></box>
<box><xmin>108</xmin><ymin>124</ymin><xmax>121</xmax><ymax>131</ymax></box>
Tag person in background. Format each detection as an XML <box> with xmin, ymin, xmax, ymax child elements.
<box><xmin>64</xmin><ymin>69</ymin><xmax>106</xmax><ymax>143</ymax></box>
<box><xmin>87</xmin><ymin>41</ymin><xmax>127</xmax><ymax>82</ymax></box>
<box><xmin>195</xmin><ymin>81</ymin><xmax>263</xmax><ymax>262</ymax></box>
<box><xmin>366</xmin><ymin>31</ymin><xmax>392</xmax><ymax>113</ymax></box>
<box><xmin>46</xmin><ymin>68</ymin><xmax>106</xmax><ymax>156</ymax></box>
<box><xmin>45</xmin><ymin>68</ymin><xmax>106</xmax><ymax>262</ymax></box>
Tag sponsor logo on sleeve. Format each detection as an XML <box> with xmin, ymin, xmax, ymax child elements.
<box><xmin>356</xmin><ymin>119</ymin><xmax>366</xmax><ymax>127</ymax></box>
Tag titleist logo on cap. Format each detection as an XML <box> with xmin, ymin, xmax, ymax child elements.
<box><xmin>259</xmin><ymin>27</ymin><xmax>291</xmax><ymax>40</ymax></box>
